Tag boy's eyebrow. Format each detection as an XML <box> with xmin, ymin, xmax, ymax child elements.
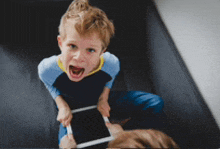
<box><xmin>88</xmin><ymin>44</ymin><xmax>100</xmax><ymax>49</ymax></box>
<box><xmin>68</xmin><ymin>40</ymin><xmax>76</xmax><ymax>43</ymax></box>
<box><xmin>67</xmin><ymin>40</ymin><xmax>101</xmax><ymax>49</ymax></box>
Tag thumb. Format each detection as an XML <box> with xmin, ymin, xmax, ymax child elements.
<box><xmin>100</xmin><ymin>109</ymin><xmax>109</xmax><ymax>117</ymax></box>
<box><xmin>105</xmin><ymin>122</ymin><xmax>112</xmax><ymax>128</ymax></box>
<box><xmin>106</xmin><ymin>110</ymin><xmax>110</xmax><ymax>117</ymax></box>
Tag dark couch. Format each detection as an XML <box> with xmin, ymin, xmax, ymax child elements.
<box><xmin>0</xmin><ymin>0</ymin><xmax>219</xmax><ymax>148</ymax></box>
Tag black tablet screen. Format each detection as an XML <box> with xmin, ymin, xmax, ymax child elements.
<box><xmin>70</xmin><ymin>108</ymin><xmax>111</xmax><ymax>144</ymax></box>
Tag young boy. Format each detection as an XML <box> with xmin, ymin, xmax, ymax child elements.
<box><xmin>38</xmin><ymin>0</ymin><xmax>165</xmax><ymax>147</ymax></box>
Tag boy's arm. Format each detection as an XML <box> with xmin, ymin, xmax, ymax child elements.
<box><xmin>98</xmin><ymin>52</ymin><xmax>120</xmax><ymax>117</ymax></box>
<box><xmin>38</xmin><ymin>58</ymin><xmax>72</xmax><ymax>127</ymax></box>
<box><xmin>97</xmin><ymin>87</ymin><xmax>111</xmax><ymax>117</ymax></box>
<box><xmin>38</xmin><ymin>57</ymin><xmax>62</xmax><ymax>99</ymax></box>
<box><xmin>56</xmin><ymin>95</ymin><xmax>73</xmax><ymax>127</ymax></box>
<box><xmin>99</xmin><ymin>86</ymin><xmax>110</xmax><ymax>102</ymax></box>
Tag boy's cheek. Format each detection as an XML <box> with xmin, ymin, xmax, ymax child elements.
<box><xmin>59</xmin><ymin>54</ymin><xmax>65</xmax><ymax>61</ymax></box>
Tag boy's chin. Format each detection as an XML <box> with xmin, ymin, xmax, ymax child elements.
<box><xmin>69</xmin><ymin>76</ymin><xmax>84</xmax><ymax>82</ymax></box>
<box><xmin>67</xmin><ymin>73</ymin><xmax>85</xmax><ymax>82</ymax></box>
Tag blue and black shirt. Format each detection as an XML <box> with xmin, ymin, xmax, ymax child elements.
<box><xmin>38</xmin><ymin>52</ymin><xmax>120</xmax><ymax>109</ymax></box>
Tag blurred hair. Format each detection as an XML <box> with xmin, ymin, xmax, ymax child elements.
<box><xmin>58</xmin><ymin>0</ymin><xmax>115</xmax><ymax>49</ymax></box>
<box><xmin>108</xmin><ymin>129</ymin><xmax>179</xmax><ymax>148</ymax></box>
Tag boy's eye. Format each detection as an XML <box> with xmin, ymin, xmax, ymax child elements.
<box><xmin>87</xmin><ymin>48</ymin><xmax>96</xmax><ymax>53</ymax></box>
<box><xmin>70</xmin><ymin>44</ymin><xmax>77</xmax><ymax>49</ymax></box>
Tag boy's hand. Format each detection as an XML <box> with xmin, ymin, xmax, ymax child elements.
<box><xmin>59</xmin><ymin>134</ymin><xmax>77</xmax><ymax>148</ymax></box>
<box><xmin>97</xmin><ymin>100</ymin><xmax>111</xmax><ymax>117</ymax></box>
<box><xmin>57</xmin><ymin>107</ymin><xmax>72</xmax><ymax>127</ymax></box>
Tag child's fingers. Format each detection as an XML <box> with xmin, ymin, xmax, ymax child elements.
<box><xmin>57</xmin><ymin>117</ymin><xmax>66</xmax><ymax>126</ymax></box>
<box><xmin>57</xmin><ymin>113</ymin><xmax>67</xmax><ymax>121</ymax></box>
<box><xmin>105</xmin><ymin>122</ymin><xmax>112</xmax><ymax>128</ymax></box>
<box><xmin>106</xmin><ymin>110</ymin><xmax>110</xmax><ymax>117</ymax></box>
<box><xmin>61</xmin><ymin>119</ymin><xmax>67</xmax><ymax>127</ymax></box>
<box><xmin>62</xmin><ymin>117</ymin><xmax>70</xmax><ymax>127</ymax></box>
<box><xmin>103</xmin><ymin>107</ymin><xmax>110</xmax><ymax>116</ymax></box>
<box><xmin>103</xmin><ymin>104</ymin><xmax>111</xmax><ymax>111</ymax></box>
<box><xmin>108</xmin><ymin>105</ymin><xmax>111</xmax><ymax>111</ymax></box>
<box><xmin>65</xmin><ymin>115</ymin><xmax>72</xmax><ymax>126</ymax></box>
<box><xmin>62</xmin><ymin>120</ymin><xmax>68</xmax><ymax>127</ymax></box>
<box><xmin>57</xmin><ymin>117</ymin><xmax>65</xmax><ymax>125</ymax></box>
<box><xmin>57</xmin><ymin>117</ymin><xmax>66</xmax><ymax>122</ymax></box>
<box><xmin>100</xmin><ymin>109</ymin><xmax>110</xmax><ymax>117</ymax></box>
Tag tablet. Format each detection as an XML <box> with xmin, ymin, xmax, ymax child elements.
<box><xmin>67</xmin><ymin>105</ymin><xmax>114</xmax><ymax>148</ymax></box>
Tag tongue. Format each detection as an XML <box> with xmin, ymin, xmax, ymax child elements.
<box><xmin>72</xmin><ymin>67</ymin><xmax>83</xmax><ymax>75</ymax></box>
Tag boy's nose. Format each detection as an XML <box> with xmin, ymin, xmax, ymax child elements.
<box><xmin>73</xmin><ymin>50</ymin><xmax>84</xmax><ymax>62</ymax></box>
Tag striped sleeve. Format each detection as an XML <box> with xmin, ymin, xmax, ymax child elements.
<box><xmin>38</xmin><ymin>56</ymin><xmax>63</xmax><ymax>100</ymax></box>
<box><xmin>102</xmin><ymin>52</ymin><xmax>120</xmax><ymax>89</ymax></box>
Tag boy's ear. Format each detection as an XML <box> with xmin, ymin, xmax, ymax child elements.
<box><xmin>103</xmin><ymin>48</ymin><xmax>107</xmax><ymax>53</ymax></box>
<box><xmin>101</xmin><ymin>48</ymin><xmax>107</xmax><ymax>55</ymax></box>
<box><xmin>57</xmin><ymin>35</ymin><xmax>62</xmax><ymax>48</ymax></box>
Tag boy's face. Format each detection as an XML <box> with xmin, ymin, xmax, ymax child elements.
<box><xmin>58</xmin><ymin>23</ymin><xmax>105</xmax><ymax>82</ymax></box>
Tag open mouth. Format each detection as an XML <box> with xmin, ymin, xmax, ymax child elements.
<box><xmin>69</xmin><ymin>65</ymin><xmax>85</xmax><ymax>79</ymax></box>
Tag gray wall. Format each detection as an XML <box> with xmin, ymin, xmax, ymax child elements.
<box><xmin>146</xmin><ymin>1</ymin><xmax>220</xmax><ymax>147</ymax></box>
<box><xmin>154</xmin><ymin>0</ymin><xmax>220</xmax><ymax>128</ymax></box>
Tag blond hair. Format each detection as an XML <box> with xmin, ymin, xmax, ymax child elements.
<box><xmin>108</xmin><ymin>129</ymin><xmax>179</xmax><ymax>148</ymax></box>
<box><xmin>58</xmin><ymin>0</ymin><xmax>115</xmax><ymax>49</ymax></box>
